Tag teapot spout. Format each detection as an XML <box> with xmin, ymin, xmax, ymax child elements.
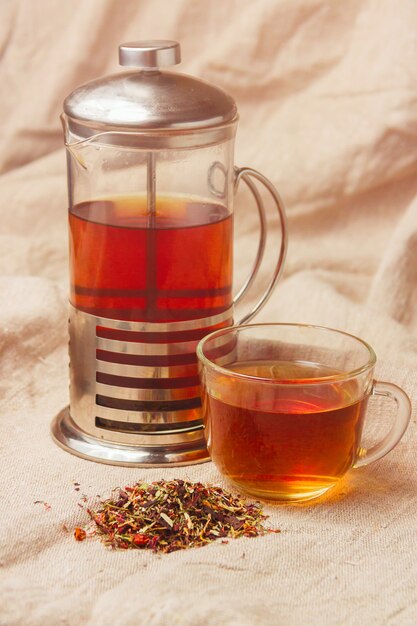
<box><xmin>61</xmin><ymin>113</ymin><xmax>94</xmax><ymax>171</ymax></box>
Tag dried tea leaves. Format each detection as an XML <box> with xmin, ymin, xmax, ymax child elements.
<box><xmin>75</xmin><ymin>479</ymin><xmax>278</xmax><ymax>553</ymax></box>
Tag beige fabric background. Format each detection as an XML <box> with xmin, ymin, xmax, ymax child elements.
<box><xmin>1</xmin><ymin>1</ymin><xmax>417</xmax><ymax>624</ymax></box>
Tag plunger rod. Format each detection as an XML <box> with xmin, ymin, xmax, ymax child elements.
<box><xmin>146</xmin><ymin>152</ymin><xmax>157</xmax><ymax>318</ymax></box>
<box><xmin>147</xmin><ymin>152</ymin><xmax>156</xmax><ymax>224</ymax></box>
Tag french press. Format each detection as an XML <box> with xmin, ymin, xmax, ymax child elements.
<box><xmin>51</xmin><ymin>41</ymin><xmax>287</xmax><ymax>466</ymax></box>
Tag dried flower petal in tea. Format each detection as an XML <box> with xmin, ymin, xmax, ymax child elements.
<box><xmin>75</xmin><ymin>479</ymin><xmax>278</xmax><ymax>553</ymax></box>
<box><xmin>74</xmin><ymin>527</ymin><xmax>86</xmax><ymax>541</ymax></box>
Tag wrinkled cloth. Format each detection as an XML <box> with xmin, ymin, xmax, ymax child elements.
<box><xmin>1</xmin><ymin>1</ymin><xmax>417</xmax><ymax>625</ymax></box>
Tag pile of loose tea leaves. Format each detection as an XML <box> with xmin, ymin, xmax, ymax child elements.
<box><xmin>74</xmin><ymin>479</ymin><xmax>278</xmax><ymax>553</ymax></box>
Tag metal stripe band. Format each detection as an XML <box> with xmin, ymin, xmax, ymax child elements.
<box><xmin>96</xmin><ymin>349</ymin><xmax>198</xmax><ymax>367</ymax></box>
<box><xmin>96</xmin><ymin>336</ymin><xmax>200</xmax><ymax>355</ymax></box>
<box><xmin>96</xmin><ymin>372</ymin><xmax>201</xmax><ymax>389</ymax></box>
<box><xmin>95</xmin><ymin>417</ymin><xmax>203</xmax><ymax>434</ymax></box>
<box><xmin>96</xmin><ymin>395</ymin><xmax>202</xmax><ymax>412</ymax></box>
<box><xmin>95</xmin><ymin>405</ymin><xmax>202</xmax><ymax>424</ymax></box>
<box><xmin>90</xmin><ymin>304</ymin><xmax>234</xmax><ymax>332</ymax></box>
<box><xmin>95</xmin><ymin>324</ymin><xmax>231</xmax><ymax>344</ymax></box>
<box><xmin>94</xmin><ymin>419</ymin><xmax>205</xmax><ymax>444</ymax></box>
<box><xmin>82</xmin><ymin>307</ymin><xmax>231</xmax><ymax>323</ymax></box>
<box><xmin>95</xmin><ymin>382</ymin><xmax>201</xmax><ymax>402</ymax></box>
<box><xmin>95</xmin><ymin>331</ymin><xmax>234</xmax><ymax>356</ymax></box>
<box><xmin>96</xmin><ymin>361</ymin><xmax>199</xmax><ymax>378</ymax></box>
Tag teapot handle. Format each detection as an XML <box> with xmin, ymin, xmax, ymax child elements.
<box><xmin>233</xmin><ymin>167</ymin><xmax>288</xmax><ymax>324</ymax></box>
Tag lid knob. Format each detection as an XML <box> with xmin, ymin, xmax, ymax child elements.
<box><xmin>119</xmin><ymin>40</ymin><xmax>181</xmax><ymax>69</ymax></box>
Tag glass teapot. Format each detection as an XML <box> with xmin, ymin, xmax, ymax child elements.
<box><xmin>51</xmin><ymin>41</ymin><xmax>287</xmax><ymax>466</ymax></box>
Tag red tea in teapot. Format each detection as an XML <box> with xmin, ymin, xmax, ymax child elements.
<box><xmin>69</xmin><ymin>195</ymin><xmax>233</xmax><ymax>322</ymax></box>
<box><xmin>52</xmin><ymin>40</ymin><xmax>288</xmax><ymax>468</ymax></box>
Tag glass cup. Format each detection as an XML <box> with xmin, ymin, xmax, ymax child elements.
<box><xmin>197</xmin><ymin>323</ymin><xmax>411</xmax><ymax>502</ymax></box>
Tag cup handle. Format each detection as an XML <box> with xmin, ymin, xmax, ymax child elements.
<box><xmin>354</xmin><ymin>381</ymin><xmax>411</xmax><ymax>468</ymax></box>
<box><xmin>233</xmin><ymin>166</ymin><xmax>288</xmax><ymax>324</ymax></box>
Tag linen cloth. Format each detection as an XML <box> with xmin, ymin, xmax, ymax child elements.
<box><xmin>1</xmin><ymin>1</ymin><xmax>417</xmax><ymax>624</ymax></box>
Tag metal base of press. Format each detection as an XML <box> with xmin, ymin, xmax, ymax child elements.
<box><xmin>51</xmin><ymin>407</ymin><xmax>211</xmax><ymax>467</ymax></box>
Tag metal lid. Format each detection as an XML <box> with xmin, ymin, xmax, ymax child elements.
<box><xmin>119</xmin><ymin>40</ymin><xmax>181</xmax><ymax>69</ymax></box>
<box><xmin>63</xmin><ymin>41</ymin><xmax>238</xmax><ymax>134</ymax></box>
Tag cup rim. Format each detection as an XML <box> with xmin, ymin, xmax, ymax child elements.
<box><xmin>196</xmin><ymin>322</ymin><xmax>377</xmax><ymax>385</ymax></box>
